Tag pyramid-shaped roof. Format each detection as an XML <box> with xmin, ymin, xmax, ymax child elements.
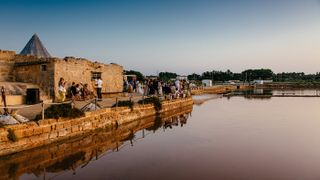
<box><xmin>20</xmin><ymin>34</ymin><xmax>51</xmax><ymax>58</ymax></box>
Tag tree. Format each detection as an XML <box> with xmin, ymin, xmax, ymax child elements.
<box><xmin>159</xmin><ymin>72</ymin><xmax>178</xmax><ymax>81</ymax></box>
<box><xmin>125</xmin><ymin>70</ymin><xmax>144</xmax><ymax>81</ymax></box>
<box><xmin>187</xmin><ymin>73</ymin><xmax>201</xmax><ymax>81</ymax></box>
<box><xmin>241</xmin><ymin>69</ymin><xmax>273</xmax><ymax>81</ymax></box>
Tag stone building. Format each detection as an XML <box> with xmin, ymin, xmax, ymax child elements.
<box><xmin>0</xmin><ymin>34</ymin><xmax>123</xmax><ymax>103</ymax></box>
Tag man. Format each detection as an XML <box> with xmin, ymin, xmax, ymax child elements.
<box><xmin>70</xmin><ymin>82</ymin><xmax>77</xmax><ymax>98</ymax></box>
<box><xmin>96</xmin><ymin>77</ymin><xmax>103</xmax><ymax>100</ymax></box>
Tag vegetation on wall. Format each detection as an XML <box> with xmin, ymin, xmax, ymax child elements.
<box><xmin>138</xmin><ymin>97</ymin><xmax>162</xmax><ymax>111</ymax></box>
<box><xmin>7</xmin><ymin>129</ymin><xmax>17</xmax><ymax>142</ymax></box>
<box><xmin>34</xmin><ymin>104</ymin><xmax>84</xmax><ymax>120</ymax></box>
<box><xmin>112</xmin><ymin>100</ymin><xmax>134</xmax><ymax>110</ymax></box>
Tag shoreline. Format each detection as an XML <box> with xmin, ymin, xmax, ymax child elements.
<box><xmin>0</xmin><ymin>97</ymin><xmax>193</xmax><ymax>156</ymax></box>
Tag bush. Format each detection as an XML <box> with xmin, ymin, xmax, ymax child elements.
<box><xmin>7</xmin><ymin>129</ymin><xmax>17</xmax><ymax>142</ymax></box>
<box><xmin>112</xmin><ymin>100</ymin><xmax>134</xmax><ymax>110</ymax></box>
<box><xmin>138</xmin><ymin>97</ymin><xmax>162</xmax><ymax>111</ymax></box>
<box><xmin>34</xmin><ymin>104</ymin><xmax>84</xmax><ymax>120</ymax></box>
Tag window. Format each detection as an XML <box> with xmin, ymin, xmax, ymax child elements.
<box><xmin>91</xmin><ymin>72</ymin><xmax>102</xmax><ymax>80</ymax></box>
<box><xmin>40</xmin><ymin>64</ymin><xmax>47</xmax><ymax>71</ymax></box>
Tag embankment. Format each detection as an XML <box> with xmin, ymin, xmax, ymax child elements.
<box><xmin>0</xmin><ymin>97</ymin><xmax>193</xmax><ymax>156</ymax></box>
<box><xmin>0</xmin><ymin>105</ymin><xmax>192</xmax><ymax>180</ymax></box>
<box><xmin>191</xmin><ymin>85</ymin><xmax>253</xmax><ymax>95</ymax></box>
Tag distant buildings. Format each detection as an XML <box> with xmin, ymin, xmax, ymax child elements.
<box><xmin>202</xmin><ymin>79</ymin><xmax>212</xmax><ymax>87</ymax></box>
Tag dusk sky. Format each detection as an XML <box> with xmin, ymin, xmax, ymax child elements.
<box><xmin>0</xmin><ymin>0</ymin><xmax>320</xmax><ymax>75</ymax></box>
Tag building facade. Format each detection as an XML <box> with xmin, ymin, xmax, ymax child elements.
<box><xmin>0</xmin><ymin>35</ymin><xmax>123</xmax><ymax>101</ymax></box>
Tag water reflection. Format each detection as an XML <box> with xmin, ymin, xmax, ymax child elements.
<box><xmin>226</xmin><ymin>88</ymin><xmax>320</xmax><ymax>99</ymax></box>
<box><xmin>0</xmin><ymin>106</ymin><xmax>192</xmax><ymax>180</ymax></box>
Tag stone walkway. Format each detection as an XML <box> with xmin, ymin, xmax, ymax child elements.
<box><xmin>1</xmin><ymin>94</ymin><xmax>144</xmax><ymax>120</ymax></box>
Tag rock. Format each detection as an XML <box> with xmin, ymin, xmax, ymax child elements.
<box><xmin>12</xmin><ymin>114</ymin><xmax>29</xmax><ymax>123</ymax></box>
<box><xmin>81</xmin><ymin>103</ymin><xmax>101</xmax><ymax>112</ymax></box>
<box><xmin>0</xmin><ymin>115</ymin><xmax>19</xmax><ymax>125</ymax></box>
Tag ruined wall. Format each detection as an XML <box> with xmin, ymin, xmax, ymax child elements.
<box><xmin>0</xmin><ymin>50</ymin><xmax>16</xmax><ymax>81</ymax></box>
<box><xmin>0</xmin><ymin>97</ymin><xmax>193</xmax><ymax>156</ymax></box>
<box><xmin>13</xmin><ymin>58</ymin><xmax>55</xmax><ymax>97</ymax></box>
<box><xmin>54</xmin><ymin>57</ymin><xmax>123</xmax><ymax>98</ymax></box>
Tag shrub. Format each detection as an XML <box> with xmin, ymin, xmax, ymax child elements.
<box><xmin>7</xmin><ymin>129</ymin><xmax>17</xmax><ymax>142</ymax></box>
<box><xmin>138</xmin><ymin>97</ymin><xmax>162</xmax><ymax>111</ymax></box>
<box><xmin>34</xmin><ymin>104</ymin><xmax>84</xmax><ymax>120</ymax></box>
<box><xmin>112</xmin><ymin>100</ymin><xmax>134</xmax><ymax>110</ymax></box>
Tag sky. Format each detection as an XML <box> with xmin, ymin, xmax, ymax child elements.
<box><xmin>0</xmin><ymin>0</ymin><xmax>320</xmax><ymax>75</ymax></box>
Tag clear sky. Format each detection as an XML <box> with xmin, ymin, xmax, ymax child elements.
<box><xmin>0</xmin><ymin>0</ymin><xmax>319</xmax><ymax>75</ymax></box>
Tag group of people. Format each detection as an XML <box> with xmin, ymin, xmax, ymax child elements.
<box><xmin>124</xmin><ymin>78</ymin><xmax>191</xmax><ymax>99</ymax></box>
<box><xmin>57</xmin><ymin>76</ymin><xmax>191</xmax><ymax>102</ymax></box>
<box><xmin>57</xmin><ymin>77</ymin><xmax>103</xmax><ymax>102</ymax></box>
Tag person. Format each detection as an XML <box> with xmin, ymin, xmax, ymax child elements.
<box><xmin>83</xmin><ymin>84</ymin><xmax>91</xmax><ymax>100</ymax></box>
<box><xmin>137</xmin><ymin>81</ymin><xmax>144</xmax><ymax>95</ymax></box>
<box><xmin>70</xmin><ymin>82</ymin><xmax>77</xmax><ymax>98</ymax></box>
<box><xmin>158</xmin><ymin>81</ymin><xmax>163</xmax><ymax>96</ymax></box>
<box><xmin>175</xmin><ymin>79</ymin><xmax>181</xmax><ymax>91</ymax></box>
<box><xmin>75</xmin><ymin>84</ymin><xmax>81</xmax><ymax>100</ymax></box>
<box><xmin>95</xmin><ymin>77</ymin><xmax>103</xmax><ymax>100</ymax></box>
<box><xmin>58</xmin><ymin>77</ymin><xmax>66</xmax><ymax>102</ymax></box>
<box><xmin>143</xmin><ymin>79</ymin><xmax>149</xmax><ymax>96</ymax></box>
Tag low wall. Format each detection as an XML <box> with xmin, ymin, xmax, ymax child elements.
<box><xmin>0</xmin><ymin>97</ymin><xmax>193</xmax><ymax>156</ymax></box>
<box><xmin>0</xmin><ymin>105</ymin><xmax>192</xmax><ymax>180</ymax></box>
<box><xmin>191</xmin><ymin>85</ymin><xmax>253</xmax><ymax>95</ymax></box>
<box><xmin>0</xmin><ymin>95</ymin><xmax>25</xmax><ymax>106</ymax></box>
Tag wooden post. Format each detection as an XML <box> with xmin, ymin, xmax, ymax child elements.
<box><xmin>1</xmin><ymin>87</ymin><xmax>8</xmax><ymax>115</ymax></box>
<box><xmin>94</xmin><ymin>98</ymin><xmax>97</xmax><ymax>111</ymax></box>
<box><xmin>116</xmin><ymin>97</ymin><xmax>118</xmax><ymax>107</ymax></box>
<box><xmin>42</xmin><ymin>102</ymin><xmax>45</xmax><ymax>120</ymax></box>
<box><xmin>142</xmin><ymin>95</ymin><xmax>145</xmax><ymax>105</ymax></box>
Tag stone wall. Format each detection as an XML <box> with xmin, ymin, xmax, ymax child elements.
<box><xmin>54</xmin><ymin>58</ymin><xmax>123</xmax><ymax>98</ymax></box>
<box><xmin>0</xmin><ymin>106</ymin><xmax>192</xmax><ymax>180</ymax></box>
<box><xmin>0</xmin><ymin>49</ymin><xmax>124</xmax><ymax>99</ymax></box>
<box><xmin>0</xmin><ymin>50</ymin><xmax>16</xmax><ymax>81</ymax></box>
<box><xmin>14</xmin><ymin>61</ymin><xmax>55</xmax><ymax>97</ymax></box>
<box><xmin>0</xmin><ymin>97</ymin><xmax>193</xmax><ymax>156</ymax></box>
<box><xmin>191</xmin><ymin>85</ymin><xmax>253</xmax><ymax>95</ymax></box>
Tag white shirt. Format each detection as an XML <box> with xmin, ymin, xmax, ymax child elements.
<box><xmin>96</xmin><ymin>79</ymin><xmax>103</xmax><ymax>88</ymax></box>
<box><xmin>59</xmin><ymin>85</ymin><xmax>66</xmax><ymax>92</ymax></box>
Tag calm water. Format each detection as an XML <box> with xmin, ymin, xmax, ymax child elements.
<box><xmin>2</xmin><ymin>92</ymin><xmax>320</xmax><ymax>180</ymax></box>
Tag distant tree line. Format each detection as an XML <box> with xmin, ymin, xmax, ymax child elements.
<box><xmin>126</xmin><ymin>69</ymin><xmax>320</xmax><ymax>83</ymax></box>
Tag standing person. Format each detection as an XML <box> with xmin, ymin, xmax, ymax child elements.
<box><xmin>137</xmin><ymin>81</ymin><xmax>144</xmax><ymax>95</ymax></box>
<box><xmin>70</xmin><ymin>82</ymin><xmax>76</xmax><ymax>98</ymax></box>
<box><xmin>58</xmin><ymin>78</ymin><xmax>66</xmax><ymax>102</ymax></box>
<box><xmin>143</xmin><ymin>80</ymin><xmax>149</xmax><ymax>96</ymax></box>
<box><xmin>158</xmin><ymin>81</ymin><xmax>163</xmax><ymax>96</ymax></box>
<box><xmin>175</xmin><ymin>79</ymin><xmax>181</xmax><ymax>91</ymax></box>
<box><xmin>96</xmin><ymin>77</ymin><xmax>103</xmax><ymax>101</ymax></box>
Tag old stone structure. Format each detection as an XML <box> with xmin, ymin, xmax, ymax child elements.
<box><xmin>0</xmin><ymin>35</ymin><xmax>123</xmax><ymax>101</ymax></box>
<box><xmin>0</xmin><ymin>105</ymin><xmax>193</xmax><ymax>179</ymax></box>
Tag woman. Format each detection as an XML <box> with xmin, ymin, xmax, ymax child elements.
<box><xmin>58</xmin><ymin>78</ymin><xmax>66</xmax><ymax>102</ymax></box>
<box><xmin>137</xmin><ymin>81</ymin><xmax>144</xmax><ymax>95</ymax></box>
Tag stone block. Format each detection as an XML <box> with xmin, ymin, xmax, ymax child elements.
<box><xmin>49</xmin><ymin>132</ymin><xmax>58</xmax><ymax>139</ymax></box>
<box><xmin>58</xmin><ymin>129</ymin><xmax>67</xmax><ymax>137</ymax></box>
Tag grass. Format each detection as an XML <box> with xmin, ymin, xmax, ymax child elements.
<box><xmin>7</xmin><ymin>129</ymin><xmax>17</xmax><ymax>142</ymax></box>
<box><xmin>112</xmin><ymin>100</ymin><xmax>134</xmax><ymax>110</ymax></box>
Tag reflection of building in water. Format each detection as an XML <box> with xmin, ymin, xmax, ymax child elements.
<box><xmin>0</xmin><ymin>105</ymin><xmax>192</xmax><ymax>180</ymax></box>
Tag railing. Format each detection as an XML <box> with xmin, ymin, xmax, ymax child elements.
<box><xmin>0</xmin><ymin>91</ymin><xmax>192</xmax><ymax>122</ymax></box>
